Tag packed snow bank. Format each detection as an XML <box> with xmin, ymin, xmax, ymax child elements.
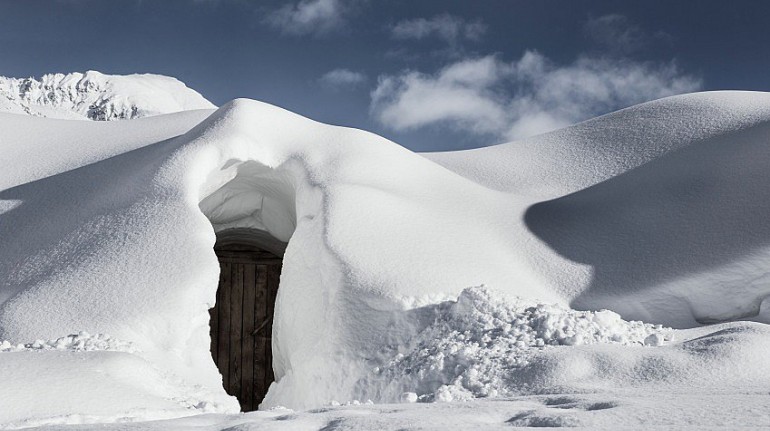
<box><xmin>427</xmin><ymin>91</ymin><xmax>770</xmax><ymax>327</ymax></box>
<box><xmin>0</xmin><ymin>108</ymin><xmax>239</xmax><ymax>423</ymax></box>
<box><xmin>2</xmin><ymin>91</ymin><xmax>770</xmax><ymax>422</ymax></box>
<box><xmin>525</xmin><ymin>116</ymin><xmax>770</xmax><ymax>325</ymax></box>
<box><xmin>0</xmin><ymin>71</ymin><xmax>214</xmax><ymax>120</ymax></box>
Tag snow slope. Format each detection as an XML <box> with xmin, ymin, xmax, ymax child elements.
<box><xmin>2</xmin><ymin>91</ymin><xmax>770</xmax><ymax>427</ymax></box>
<box><xmin>0</xmin><ymin>71</ymin><xmax>215</xmax><ymax>120</ymax></box>
<box><xmin>426</xmin><ymin>91</ymin><xmax>770</xmax><ymax>327</ymax></box>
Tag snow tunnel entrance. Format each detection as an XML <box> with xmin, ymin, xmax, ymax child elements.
<box><xmin>209</xmin><ymin>228</ymin><xmax>287</xmax><ymax>412</ymax></box>
<box><xmin>199</xmin><ymin>159</ymin><xmax>297</xmax><ymax>410</ymax></box>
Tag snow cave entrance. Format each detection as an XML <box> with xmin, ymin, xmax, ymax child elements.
<box><xmin>209</xmin><ymin>228</ymin><xmax>286</xmax><ymax>411</ymax></box>
<box><xmin>199</xmin><ymin>160</ymin><xmax>297</xmax><ymax>411</ymax></box>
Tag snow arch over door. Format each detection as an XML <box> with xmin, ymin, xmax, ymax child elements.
<box><xmin>199</xmin><ymin>159</ymin><xmax>297</xmax><ymax>243</ymax></box>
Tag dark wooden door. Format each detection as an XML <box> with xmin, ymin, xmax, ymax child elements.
<box><xmin>209</xmin><ymin>244</ymin><xmax>282</xmax><ymax>411</ymax></box>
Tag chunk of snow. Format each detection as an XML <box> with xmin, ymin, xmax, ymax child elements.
<box><xmin>359</xmin><ymin>286</ymin><xmax>672</xmax><ymax>402</ymax></box>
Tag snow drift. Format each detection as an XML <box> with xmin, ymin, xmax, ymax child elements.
<box><xmin>426</xmin><ymin>91</ymin><xmax>770</xmax><ymax>327</ymax></box>
<box><xmin>2</xmin><ymin>90</ymin><xmax>770</xmax><ymax>425</ymax></box>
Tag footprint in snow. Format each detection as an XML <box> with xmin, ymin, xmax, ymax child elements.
<box><xmin>542</xmin><ymin>396</ymin><xmax>618</xmax><ymax>411</ymax></box>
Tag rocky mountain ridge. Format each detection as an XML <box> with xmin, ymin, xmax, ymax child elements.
<box><xmin>0</xmin><ymin>71</ymin><xmax>215</xmax><ymax>120</ymax></box>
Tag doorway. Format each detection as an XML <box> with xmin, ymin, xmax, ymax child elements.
<box><xmin>209</xmin><ymin>228</ymin><xmax>285</xmax><ymax>411</ymax></box>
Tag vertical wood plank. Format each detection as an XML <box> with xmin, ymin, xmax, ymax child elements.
<box><xmin>229</xmin><ymin>263</ymin><xmax>244</xmax><ymax>402</ymax></box>
<box><xmin>216</xmin><ymin>262</ymin><xmax>231</xmax><ymax>392</ymax></box>
<box><xmin>253</xmin><ymin>264</ymin><xmax>269</xmax><ymax>404</ymax></box>
<box><xmin>240</xmin><ymin>264</ymin><xmax>257</xmax><ymax>411</ymax></box>
<box><xmin>265</xmin><ymin>262</ymin><xmax>281</xmax><ymax>393</ymax></box>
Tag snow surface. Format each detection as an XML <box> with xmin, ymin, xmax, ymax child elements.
<box><xmin>13</xmin><ymin>392</ymin><xmax>770</xmax><ymax>431</ymax></box>
<box><xmin>2</xmin><ymin>89</ymin><xmax>770</xmax><ymax>428</ymax></box>
<box><xmin>0</xmin><ymin>71</ymin><xmax>214</xmax><ymax>120</ymax></box>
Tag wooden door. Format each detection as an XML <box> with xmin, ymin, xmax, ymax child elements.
<box><xmin>209</xmin><ymin>244</ymin><xmax>282</xmax><ymax>412</ymax></box>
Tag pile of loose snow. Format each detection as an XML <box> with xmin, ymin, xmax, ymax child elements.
<box><xmin>0</xmin><ymin>71</ymin><xmax>214</xmax><ymax>120</ymax></box>
<box><xmin>0</xmin><ymin>331</ymin><xmax>134</xmax><ymax>353</ymax></box>
<box><xmin>363</xmin><ymin>287</ymin><xmax>672</xmax><ymax>403</ymax></box>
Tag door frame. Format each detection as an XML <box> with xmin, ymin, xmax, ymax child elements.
<box><xmin>214</xmin><ymin>227</ymin><xmax>288</xmax><ymax>257</ymax></box>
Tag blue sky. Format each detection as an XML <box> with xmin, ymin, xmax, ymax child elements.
<box><xmin>2</xmin><ymin>0</ymin><xmax>770</xmax><ymax>151</ymax></box>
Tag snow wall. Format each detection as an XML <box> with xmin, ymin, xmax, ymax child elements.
<box><xmin>3</xmin><ymin>92</ymin><xmax>770</xmax><ymax>423</ymax></box>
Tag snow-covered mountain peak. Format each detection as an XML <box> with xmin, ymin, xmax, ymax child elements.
<box><xmin>0</xmin><ymin>70</ymin><xmax>215</xmax><ymax>120</ymax></box>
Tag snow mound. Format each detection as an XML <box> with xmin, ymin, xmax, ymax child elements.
<box><xmin>428</xmin><ymin>91</ymin><xmax>770</xmax><ymax>327</ymax></box>
<box><xmin>364</xmin><ymin>287</ymin><xmax>672</xmax><ymax>403</ymax></box>
<box><xmin>0</xmin><ymin>71</ymin><xmax>214</xmax><ymax>120</ymax></box>
<box><xmin>509</xmin><ymin>322</ymin><xmax>770</xmax><ymax>396</ymax></box>
<box><xmin>426</xmin><ymin>91</ymin><xmax>770</xmax><ymax>197</ymax></box>
<box><xmin>0</xmin><ymin>331</ymin><xmax>134</xmax><ymax>353</ymax></box>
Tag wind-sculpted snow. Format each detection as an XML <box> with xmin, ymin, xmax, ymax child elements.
<box><xmin>2</xmin><ymin>91</ymin><xmax>770</xmax><ymax>425</ymax></box>
<box><xmin>427</xmin><ymin>91</ymin><xmax>770</xmax><ymax>327</ymax></box>
<box><xmin>0</xmin><ymin>71</ymin><xmax>214</xmax><ymax>120</ymax></box>
<box><xmin>525</xmin><ymin>117</ymin><xmax>770</xmax><ymax>326</ymax></box>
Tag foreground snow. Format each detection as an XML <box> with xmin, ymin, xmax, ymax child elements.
<box><xmin>3</xmin><ymin>288</ymin><xmax>770</xmax><ymax>429</ymax></box>
<box><xmin>12</xmin><ymin>394</ymin><xmax>770</xmax><ymax>430</ymax></box>
<box><xmin>5</xmin><ymin>297</ymin><xmax>770</xmax><ymax>429</ymax></box>
<box><xmin>3</xmin><ymin>90</ymin><xmax>770</xmax><ymax>428</ymax></box>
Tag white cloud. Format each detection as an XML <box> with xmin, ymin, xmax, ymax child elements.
<box><xmin>391</xmin><ymin>13</ymin><xmax>486</xmax><ymax>43</ymax></box>
<box><xmin>265</xmin><ymin>0</ymin><xmax>345</xmax><ymax>36</ymax></box>
<box><xmin>370</xmin><ymin>52</ymin><xmax>701</xmax><ymax>141</ymax></box>
<box><xmin>371</xmin><ymin>56</ymin><xmax>509</xmax><ymax>135</ymax></box>
<box><xmin>319</xmin><ymin>68</ymin><xmax>367</xmax><ymax>89</ymax></box>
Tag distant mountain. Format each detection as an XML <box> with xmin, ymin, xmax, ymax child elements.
<box><xmin>0</xmin><ymin>71</ymin><xmax>215</xmax><ymax>120</ymax></box>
